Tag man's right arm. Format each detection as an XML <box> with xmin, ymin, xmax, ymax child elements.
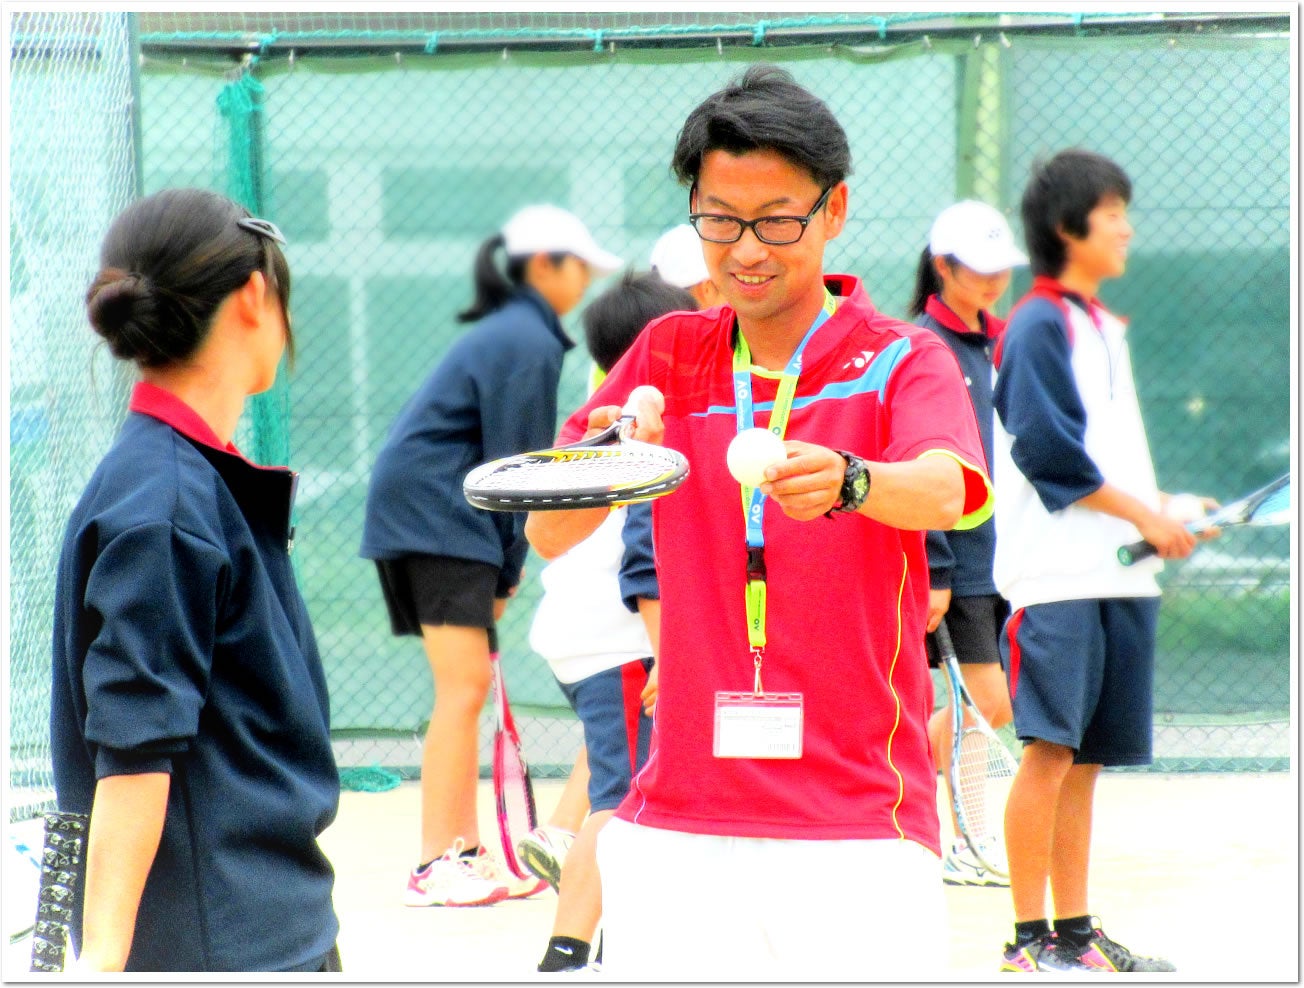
<box><xmin>525</xmin><ymin>505</ymin><xmax>611</xmax><ymax>561</ymax></box>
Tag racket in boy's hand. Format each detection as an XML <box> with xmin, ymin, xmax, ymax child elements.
<box><xmin>1118</xmin><ymin>473</ymin><xmax>1289</xmax><ymax>566</ymax></box>
<box><xmin>490</xmin><ymin>652</ymin><xmax>538</xmax><ymax>880</ymax></box>
<box><xmin>463</xmin><ymin>386</ymin><xmax>688</xmax><ymax>511</ymax></box>
<box><xmin>29</xmin><ymin>810</ymin><xmax>90</xmax><ymax>973</ymax></box>
<box><xmin>937</xmin><ymin>620</ymin><xmax>1017</xmax><ymax>879</ymax></box>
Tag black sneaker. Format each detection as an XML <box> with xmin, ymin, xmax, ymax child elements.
<box><xmin>1081</xmin><ymin>921</ymin><xmax>1177</xmax><ymax>972</ymax></box>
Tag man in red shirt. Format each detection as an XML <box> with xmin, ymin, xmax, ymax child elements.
<box><xmin>526</xmin><ymin>64</ymin><xmax>991</xmax><ymax>980</ymax></box>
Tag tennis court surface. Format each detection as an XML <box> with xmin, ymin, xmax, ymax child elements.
<box><xmin>314</xmin><ymin>771</ymin><xmax>1295</xmax><ymax>980</ymax></box>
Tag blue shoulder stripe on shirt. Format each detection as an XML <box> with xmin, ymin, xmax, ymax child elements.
<box><xmin>691</xmin><ymin>337</ymin><xmax>912</xmax><ymax>418</ymax></box>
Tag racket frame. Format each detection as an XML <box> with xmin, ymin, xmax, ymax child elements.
<box><xmin>463</xmin><ymin>415</ymin><xmax>688</xmax><ymax>512</ymax></box>
<box><xmin>938</xmin><ymin>619</ymin><xmax>1016</xmax><ymax>879</ymax></box>
<box><xmin>29</xmin><ymin>810</ymin><xmax>90</xmax><ymax>973</ymax></box>
<box><xmin>489</xmin><ymin>652</ymin><xmax>538</xmax><ymax>880</ymax></box>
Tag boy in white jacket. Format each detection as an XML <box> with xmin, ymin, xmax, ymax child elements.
<box><xmin>993</xmin><ymin>149</ymin><xmax>1214</xmax><ymax>974</ymax></box>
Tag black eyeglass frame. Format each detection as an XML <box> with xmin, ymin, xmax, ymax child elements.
<box><xmin>688</xmin><ymin>184</ymin><xmax>835</xmax><ymax>246</ymax></box>
<box><xmin>237</xmin><ymin>216</ymin><xmax>287</xmax><ymax>246</ymax></box>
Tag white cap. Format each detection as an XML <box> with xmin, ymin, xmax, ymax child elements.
<box><xmin>649</xmin><ymin>224</ymin><xmax>710</xmax><ymax>289</ymax></box>
<box><xmin>928</xmin><ymin>200</ymin><xmax>1028</xmax><ymax>274</ymax></box>
<box><xmin>501</xmin><ymin>204</ymin><xmax>622</xmax><ymax>276</ymax></box>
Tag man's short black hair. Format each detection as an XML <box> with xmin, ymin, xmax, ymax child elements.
<box><xmin>1021</xmin><ymin>148</ymin><xmax>1132</xmax><ymax>278</ymax></box>
<box><xmin>583</xmin><ymin>270</ymin><xmax>697</xmax><ymax>373</ymax></box>
<box><xmin>671</xmin><ymin>64</ymin><xmax>852</xmax><ymax>192</ymax></box>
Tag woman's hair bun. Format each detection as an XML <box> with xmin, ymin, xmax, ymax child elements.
<box><xmin>85</xmin><ymin>268</ymin><xmax>164</xmax><ymax>365</ymax></box>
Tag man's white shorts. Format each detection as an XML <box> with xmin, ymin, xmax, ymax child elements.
<box><xmin>597</xmin><ymin>817</ymin><xmax>948</xmax><ymax>980</ymax></box>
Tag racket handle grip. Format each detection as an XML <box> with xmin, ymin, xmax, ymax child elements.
<box><xmin>1117</xmin><ymin>539</ymin><xmax>1158</xmax><ymax>566</ymax></box>
<box><xmin>933</xmin><ymin>616</ymin><xmax>954</xmax><ymax>656</ymax></box>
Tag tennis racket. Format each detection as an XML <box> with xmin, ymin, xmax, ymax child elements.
<box><xmin>30</xmin><ymin>810</ymin><xmax>89</xmax><ymax>973</ymax></box>
<box><xmin>938</xmin><ymin>619</ymin><xmax>1017</xmax><ymax>878</ymax></box>
<box><xmin>1118</xmin><ymin>473</ymin><xmax>1290</xmax><ymax>566</ymax></box>
<box><xmin>463</xmin><ymin>387</ymin><xmax>688</xmax><ymax>511</ymax></box>
<box><xmin>490</xmin><ymin>651</ymin><xmax>538</xmax><ymax>880</ymax></box>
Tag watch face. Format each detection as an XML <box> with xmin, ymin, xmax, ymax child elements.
<box><xmin>852</xmin><ymin>471</ymin><xmax>869</xmax><ymax>499</ymax></box>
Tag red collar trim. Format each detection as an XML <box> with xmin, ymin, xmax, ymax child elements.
<box><xmin>1032</xmin><ymin>275</ymin><xmax>1106</xmax><ymax>313</ymax></box>
<box><xmin>824</xmin><ymin>272</ymin><xmax>861</xmax><ymax>301</ymax></box>
<box><xmin>1030</xmin><ymin>276</ymin><xmax>1114</xmax><ymax>330</ymax></box>
<box><xmin>128</xmin><ymin>382</ymin><xmax>245</xmax><ymax>458</ymax></box>
<box><xmin>924</xmin><ymin>294</ymin><xmax>1003</xmax><ymax>340</ymax></box>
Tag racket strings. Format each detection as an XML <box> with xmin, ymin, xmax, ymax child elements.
<box><xmin>1248</xmin><ymin>485</ymin><xmax>1290</xmax><ymax>524</ymax></box>
<box><xmin>471</xmin><ymin>449</ymin><xmax>683</xmax><ymax>492</ymax></box>
<box><xmin>956</xmin><ymin>728</ymin><xmax>1015</xmax><ymax>839</ymax></box>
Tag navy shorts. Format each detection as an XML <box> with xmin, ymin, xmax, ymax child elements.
<box><xmin>558</xmin><ymin>659</ymin><xmax>654</xmax><ymax>812</ymax></box>
<box><xmin>926</xmin><ymin>593</ymin><xmax>1009</xmax><ymax>668</ymax></box>
<box><xmin>1000</xmin><ymin>597</ymin><xmax>1161</xmax><ymax>766</ymax></box>
<box><xmin>375</xmin><ymin>554</ymin><xmax>506</xmax><ymax>652</ymax></box>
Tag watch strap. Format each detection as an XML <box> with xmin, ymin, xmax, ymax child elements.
<box><xmin>829</xmin><ymin>450</ymin><xmax>870</xmax><ymax>515</ymax></box>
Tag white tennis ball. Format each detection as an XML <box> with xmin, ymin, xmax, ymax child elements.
<box><xmin>727</xmin><ymin>428</ymin><xmax>787</xmax><ymax>487</ymax></box>
<box><xmin>1165</xmin><ymin>493</ymin><xmax>1206</xmax><ymax>524</ymax></box>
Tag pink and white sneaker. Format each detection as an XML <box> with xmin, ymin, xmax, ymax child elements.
<box><xmin>467</xmin><ymin>844</ymin><xmax>549</xmax><ymax>899</ymax></box>
<box><xmin>403</xmin><ymin>838</ymin><xmax>509</xmax><ymax>907</ymax></box>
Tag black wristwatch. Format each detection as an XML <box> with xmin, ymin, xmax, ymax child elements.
<box><xmin>830</xmin><ymin>450</ymin><xmax>871</xmax><ymax>514</ymax></box>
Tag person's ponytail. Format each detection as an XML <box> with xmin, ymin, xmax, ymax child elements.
<box><xmin>907</xmin><ymin>247</ymin><xmax>943</xmax><ymax>318</ymax></box>
<box><xmin>457</xmin><ymin>234</ymin><xmax>517</xmax><ymax>323</ymax></box>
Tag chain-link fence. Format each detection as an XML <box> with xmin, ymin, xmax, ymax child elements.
<box><xmin>8</xmin><ymin>11</ymin><xmax>142</xmax><ymax>820</ymax></box>
<box><xmin>8</xmin><ymin>12</ymin><xmax>1292</xmax><ymax>816</ymax></box>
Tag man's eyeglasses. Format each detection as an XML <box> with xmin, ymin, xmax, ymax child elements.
<box><xmin>237</xmin><ymin>216</ymin><xmax>287</xmax><ymax>246</ymax></box>
<box><xmin>689</xmin><ymin>185</ymin><xmax>833</xmax><ymax>246</ymax></box>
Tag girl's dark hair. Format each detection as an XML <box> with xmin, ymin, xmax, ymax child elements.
<box><xmin>1021</xmin><ymin>148</ymin><xmax>1133</xmax><ymax>278</ymax></box>
<box><xmin>457</xmin><ymin>234</ymin><xmax>569</xmax><ymax>323</ymax></box>
<box><xmin>671</xmin><ymin>63</ymin><xmax>852</xmax><ymax>192</ymax></box>
<box><xmin>583</xmin><ymin>270</ymin><xmax>697</xmax><ymax>373</ymax></box>
<box><xmin>908</xmin><ymin>247</ymin><xmax>945</xmax><ymax>317</ymax></box>
<box><xmin>85</xmin><ymin>188</ymin><xmax>292</xmax><ymax>369</ymax></box>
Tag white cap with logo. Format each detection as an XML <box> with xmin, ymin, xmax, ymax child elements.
<box><xmin>649</xmin><ymin>224</ymin><xmax>710</xmax><ymax>289</ymax></box>
<box><xmin>928</xmin><ymin>200</ymin><xmax>1029</xmax><ymax>274</ymax></box>
<box><xmin>502</xmin><ymin>204</ymin><xmax>622</xmax><ymax>276</ymax></box>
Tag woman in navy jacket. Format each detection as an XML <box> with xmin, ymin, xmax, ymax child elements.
<box><xmin>360</xmin><ymin>205</ymin><xmax>619</xmax><ymax>907</ymax></box>
<box><xmin>51</xmin><ymin>189</ymin><xmax>339</xmax><ymax>971</ymax></box>
<box><xmin>908</xmin><ymin>199</ymin><xmax>1027</xmax><ymax>887</ymax></box>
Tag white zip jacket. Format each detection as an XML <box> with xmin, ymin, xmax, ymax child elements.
<box><xmin>992</xmin><ymin>279</ymin><xmax>1162</xmax><ymax>611</ymax></box>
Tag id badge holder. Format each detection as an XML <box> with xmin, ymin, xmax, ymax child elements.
<box><xmin>713</xmin><ymin>691</ymin><xmax>803</xmax><ymax>759</ymax></box>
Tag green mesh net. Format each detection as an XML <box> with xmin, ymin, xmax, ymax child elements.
<box><xmin>8</xmin><ymin>14</ymin><xmax>1292</xmax><ymax>822</ymax></box>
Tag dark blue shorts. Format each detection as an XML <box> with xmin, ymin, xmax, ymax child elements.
<box><xmin>999</xmin><ymin>597</ymin><xmax>1161</xmax><ymax>767</ymax></box>
<box><xmin>558</xmin><ymin>659</ymin><xmax>653</xmax><ymax>812</ymax></box>
<box><xmin>375</xmin><ymin>554</ymin><xmax>505</xmax><ymax>651</ymax></box>
<box><xmin>926</xmin><ymin>593</ymin><xmax>1009</xmax><ymax>667</ymax></box>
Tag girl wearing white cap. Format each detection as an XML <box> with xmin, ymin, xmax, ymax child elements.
<box><xmin>649</xmin><ymin>223</ymin><xmax>723</xmax><ymax>309</ymax></box>
<box><xmin>908</xmin><ymin>199</ymin><xmax>1027</xmax><ymax>888</ymax></box>
<box><xmin>361</xmin><ymin>204</ymin><xmax>620</xmax><ymax>908</ymax></box>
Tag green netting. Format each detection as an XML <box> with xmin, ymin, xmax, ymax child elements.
<box><xmin>7</xmin><ymin>14</ymin><xmax>1293</xmax><ymax>816</ymax></box>
<box><xmin>8</xmin><ymin>11</ymin><xmax>143</xmax><ymax>820</ymax></box>
<box><xmin>121</xmin><ymin>10</ymin><xmax>1284</xmax><ymax>54</ymax></box>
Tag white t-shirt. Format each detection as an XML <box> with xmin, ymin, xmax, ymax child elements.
<box><xmin>528</xmin><ymin>508</ymin><xmax>653</xmax><ymax>684</ymax></box>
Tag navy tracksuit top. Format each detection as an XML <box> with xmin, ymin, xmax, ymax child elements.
<box><xmin>50</xmin><ymin>384</ymin><xmax>339</xmax><ymax>971</ymax></box>
<box><xmin>360</xmin><ymin>287</ymin><xmax>575</xmax><ymax>593</ymax></box>
<box><xmin>916</xmin><ymin>295</ymin><xmax>1001</xmax><ymax>597</ymax></box>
